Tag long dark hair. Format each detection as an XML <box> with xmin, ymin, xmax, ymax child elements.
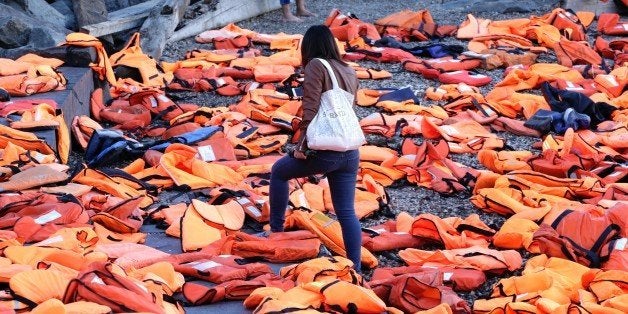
<box><xmin>301</xmin><ymin>25</ymin><xmax>346</xmax><ymax>68</ymax></box>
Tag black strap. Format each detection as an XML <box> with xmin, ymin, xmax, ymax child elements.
<box><xmin>471</xmin><ymin>98</ymin><xmax>491</xmax><ymax>117</ymax></box>
<box><xmin>591</xmin><ymin>224</ymin><xmax>620</xmax><ymax>253</ymax></box>
<box><xmin>550</xmin><ymin>209</ymin><xmax>574</xmax><ymax>229</ymax></box>
<box><xmin>100</xmin><ymin>167</ymin><xmax>159</xmax><ymax>196</ymax></box>
<box><xmin>9</xmin><ymin>292</ymin><xmax>38</xmax><ymax>309</ymax></box>
<box><xmin>455</xmin><ymin>224</ymin><xmax>496</xmax><ymax>237</ymax></box>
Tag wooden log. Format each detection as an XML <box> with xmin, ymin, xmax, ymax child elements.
<box><xmin>168</xmin><ymin>0</ymin><xmax>282</xmax><ymax>43</ymax></box>
<box><xmin>80</xmin><ymin>0</ymin><xmax>160</xmax><ymax>37</ymax></box>
<box><xmin>72</xmin><ymin>0</ymin><xmax>113</xmax><ymax>44</ymax></box>
<box><xmin>139</xmin><ymin>0</ymin><xmax>190</xmax><ymax>60</ymax></box>
<box><xmin>140</xmin><ymin>0</ymin><xmax>190</xmax><ymax>60</ymax></box>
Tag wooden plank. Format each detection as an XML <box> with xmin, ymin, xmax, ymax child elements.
<box><xmin>80</xmin><ymin>0</ymin><xmax>160</xmax><ymax>37</ymax></box>
<box><xmin>139</xmin><ymin>0</ymin><xmax>191</xmax><ymax>59</ymax></box>
<box><xmin>564</xmin><ymin>0</ymin><xmax>621</xmax><ymax>15</ymax></box>
<box><xmin>167</xmin><ymin>0</ymin><xmax>282</xmax><ymax>43</ymax></box>
<box><xmin>109</xmin><ymin>0</ymin><xmax>160</xmax><ymax>19</ymax></box>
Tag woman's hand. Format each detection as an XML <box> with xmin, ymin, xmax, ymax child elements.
<box><xmin>293</xmin><ymin>150</ymin><xmax>307</xmax><ymax>160</ymax></box>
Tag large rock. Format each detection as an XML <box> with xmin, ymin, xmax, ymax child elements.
<box><xmin>7</xmin><ymin>0</ymin><xmax>68</xmax><ymax>29</ymax></box>
<box><xmin>0</xmin><ymin>3</ymin><xmax>70</xmax><ymax>49</ymax></box>
<box><xmin>50</xmin><ymin>0</ymin><xmax>78</xmax><ymax>30</ymax></box>
<box><xmin>0</xmin><ymin>14</ymin><xmax>31</xmax><ymax>48</ymax></box>
<box><xmin>105</xmin><ymin>0</ymin><xmax>128</xmax><ymax>11</ymax></box>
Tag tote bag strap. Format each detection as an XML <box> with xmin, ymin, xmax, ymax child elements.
<box><xmin>316</xmin><ymin>58</ymin><xmax>340</xmax><ymax>90</ymax></box>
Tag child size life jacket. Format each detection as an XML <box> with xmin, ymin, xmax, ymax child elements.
<box><xmin>399</xmin><ymin>246</ymin><xmax>522</xmax><ymax>274</ymax></box>
<box><xmin>62</xmin><ymin>262</ymin><xmax>175</xmax><ymax>313</ymax></box>
<box><xmin>370</xmin><ymin>265</ymin><xmax>486</xmax><ymax>292</ymax></box>
<box><xmin>369</xmin><ymin>272</ymin><xmax>470</xmax><ymax>313</ymax></box>
<box><xmin>173</xmin><ymin>254</ymin><xmax>271</xmax><ymax>284</ymax></box>
<box><xmin>182</xmin><ymin>273</ymin><xmax>294</xmax><ymax>306</ymax></box>
<box><xmin>225</xmin><ymin>231</ymin><xmax>321</xmax><ymax>263</ymax></box>
<box><xmin>361</xmin><ymin>219</ymin><xmax>424</xmax><ymax>252</ymax></box>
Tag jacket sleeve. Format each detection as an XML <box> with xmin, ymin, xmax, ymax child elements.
<box><xmin>296</xmin><ymin>59</ymin><xmax>326</xmax><ymax>151</ymax></box>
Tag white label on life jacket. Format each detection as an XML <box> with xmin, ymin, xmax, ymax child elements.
<box><xmin>449</xmin><ymin>142</ymin><xmax>462</xmax><ymax>150</ymax></box>
<box><xmin>615</xmin><ymin>238</ymin><xmax>627</xmax><ymax>250</ymax></box>
<box><xmin>603</xmin><ymin>75</ymin><xmax>619</xmax><ymax>87</ymax></box>
<box><xmin>393</xmin><ymin>231</ymin><xmax>409</xmax><ymax>235</ymax></box>
<box><xmin>35</xmin><ymin>235</ymin><xmax>64</xmax><ymax>247</ymax></box>
<box><xmin>458</xmin><ymin>84</ymin><xmax>473</xmax><ymax>93</ymax></box>
<box><xmin>440</xmin><ymin>125</ymin><xmax>459</xmax><ymax>136</ymax></box>
<box><xmin>91</xmin><ymin>275</ymin><xmax>105</xmax><ymax>285</ymax></box>
<box><xmin>429</xmin><ymin>59</ymin><xmax>448</xmax><ymax>64</ymax></box>
<box><xmin>299</xmin><ymin>193</ymin><xmax>309</xmax><ymax>207</ymax></box>
<box><xmin>218</xmin><ymin>254</ymin><xmax>233</xmax><ymax>258</ymax></box>
<box><xmin>436</xmin><ymin>88</ymin><xmax>446</xmax><ymax>94</ymax></box>
<box><xmin>197</xmin><ymin>145</ymin><xmax>217</xmax><ymax>162</ymax></box>
<box><xmin>443</xmin><ymin>272</ymin><xmax>453</xmax><ymax>281</ymax></box>
<box><xmin>216</xmin><ymin>78</ymin><xmax>226</xmax><ymax>86</ymax></box>
<box><xmin>236</xmin><ymin>197</ymin><xmax>249</xmax><ymax>205</ymax></box>
<box><xmin>566</xmin><ymin>86</ymin><xmax>584</xmax><ymax>91</ymax></box>
<box><xmin>608</xmin><ymin>171</ymin><xmax>623</xmax><ymax>178</ymax></box>
<box><xmin>157</xmin><ymin>94</ymin><xmax>170</xmax><ymax>103</ymax></box>
<box><xmin>34</xmin><ymin>210</ymin><xmax>61</xmax><ymax>225</ymax></box>
<box><xmin>246</xmin><ymin>205</ymin><xmax>262</xmax><ymax>217</ymax></box>
<box><xmin>516</xmin><ymin>292</ymin><xmax>529</xmax><ymax>300</ymax></box>
<box><xmin>149</xmin><ymin>96</ymin><xmax>158</xmax><ymax>108</ymax></box>
<box><xmin>469</xmin><ymin>73</ymin><xmax>488</xmax><ymax>78</ymax></box>
<box><xmin>565</xmin><ymin>81</ymin><xmax>579</xmax><ymax>89</ymax></box>
<box><xmin>135</xmin><ymin>282</ymin><xmax>149</xmax><ymax>293</ymax></box>
<box><xmin>312</xmin><ymin>212</ymin><xmax>334</xmax><ymax>228</ymax></box>
<box><xmin>32</xmin><ymin>151</ymin><xmax>48</xmax><ymax>163</ymax></box>
<box><xmin>483</xmin><ymin>106</ymin><xmax>495</xmax><ymax>116</ymax></box>
<box><xmin>190</xmin><ymin>260</ymin><xmax>222</xmax><ymax>271</ymax></box>
<box><xmin>623</xmin><ymin>24</ymin><xmax>628</xmax><ymax>31</ymax></box>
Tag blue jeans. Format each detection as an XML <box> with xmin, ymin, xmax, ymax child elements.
<box><xmin>280</xmin><ymin>0</ymin><xmax>290</xmax><ymax>5</ymax></box>
<box><xmin>269</xmin><ymin>149</ymin><xmax>362</xmax><ymax>269</ymax></box>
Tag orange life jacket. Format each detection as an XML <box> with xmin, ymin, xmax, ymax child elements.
<box><xmin>109</xmin><ymin>33</ymin><xmax>173</xmax><ymax>87</ymax></box>
<box><xmin>284</xmin><ymin>208</ymin><xmax>379</xmax><ymax>269</ymax></box>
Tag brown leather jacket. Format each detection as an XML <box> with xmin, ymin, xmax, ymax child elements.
<box><xmin>296</xmin><ymin>58</ymin><xmax>359</xmax><ymax>151</ymax></box>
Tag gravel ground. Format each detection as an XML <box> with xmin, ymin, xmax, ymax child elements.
<box><xmin>160</xmin><ymin>0</ymin><xmax>581</xmax><ymax>308</ymax></box>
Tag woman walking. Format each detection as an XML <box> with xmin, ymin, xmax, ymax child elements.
<box><xmin>268</xmin><ymin>25</ymin><xmax>363</xmax><ymax>270</ymax></box>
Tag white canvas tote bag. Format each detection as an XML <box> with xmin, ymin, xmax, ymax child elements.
<box><xmin>305</xmin><ymin>59</ymin><xmax>366</xmax><ymax>151</ymax></box>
